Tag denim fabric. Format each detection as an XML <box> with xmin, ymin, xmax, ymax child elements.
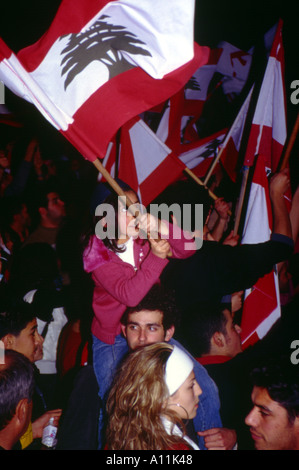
<box><xmin>92</xmin><ymin>334</ymin><xmax>129</xmax><ymax>449</ymax></box>
<box><xmin>169</xmin><ymin>338</ymin><xmax>222</xmax><ymax>450</ymax></box>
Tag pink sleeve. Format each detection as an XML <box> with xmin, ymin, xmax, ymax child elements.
<box><xmin>164</xmin><ymin>221</ymin><xmax>197</xmax><ymax>258</ymax></box>
<box><xmin>92</xmin><ymin>250</ymin><xmax>168</xmax><ymax>306</ymax></box>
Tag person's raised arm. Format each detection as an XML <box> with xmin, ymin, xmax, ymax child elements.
<box><xmin>270</xmin><ymin>169</ymin><xmax>292</xmax><ymax>239</ymax></box>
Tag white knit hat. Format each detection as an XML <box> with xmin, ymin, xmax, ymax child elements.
<box><xmin>165</xmin><ymin>345</ymin><xmax>194</xmax><ymax>395</ymax></box>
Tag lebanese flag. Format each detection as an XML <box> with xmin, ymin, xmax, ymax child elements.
<box><xmin>219</xmin><ymin>86</ymin><xmax>254</xmax><ymax>182</ymax></box>
<box><xmin>243</xmin><ymin>19</ymin><xmax>287</xmax><ymax>173</ymax></box>
<box><xmin>239</xmin><ymin>20</ymin><xmax>287</xmax><ymax>349</ymax></box>
<box><xmin>216</xmin><ymin>41</ymin><xmax>252</xmax><ymax>100</ymax></box>
<box><xmin>178</xmin><ymin>129</ymin><xmax>227</xmax><ymax>178</ymax></box>
<box><xmin>0</xmin><ymin>0</ymin><xmax>209</xmax><ymax>162</ymax></box>
<box><xmin>155</xmin><ymin>48</ymin><xmax>223</xmax><ymax>151</ymax></box>
<box><xmin>102</xmin><ymin>117</ymin><xmax>186</xmax><ymax>207</ymax></box>
<box><xmin>240</xmin><ymin>156</ymin><xmax>281</xmax><ymax>348</ymax></box>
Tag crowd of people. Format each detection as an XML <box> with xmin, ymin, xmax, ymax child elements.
<box><xmin>0</xmin><ymin>125</ymin><xmax>299</xmax><ymax>451</ymax></box>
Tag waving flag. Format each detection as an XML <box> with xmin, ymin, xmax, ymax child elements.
<box><xmin>101</xmin><ymin>117</ymin><xmax>186</xmax><ymax>206</ymax></box>
<box><xmin>219</xmin><ymin>86</ymin><xmax>254</xmax><ymax>182</ymax></box>
<box><xmin>243</xmin><ymin>19</ymin><xmax>287</xmax><ymax>173</ymax></box>
<box><xmin>0</xmin><ymin>0</ymin><xmax>209</xmax><ymax>162</ymax></box>
<box><xmin>239</xmin><ymin>20</ymin><xmax>287</xmax><ymax>349</ymax></box>
<box><xmin>178</xmin><ymin>129</ymin><xmax>227</xmax><ymax>178</ymax></box>
<box><xmin>216</xmin><ymin>41</ymin><xmax>252</xmax><ymax>100</ymax></box>
<box><xmin>155</xmin><ymin>49</ymin><xmax>223</xmax><ymax>151</ymax></box>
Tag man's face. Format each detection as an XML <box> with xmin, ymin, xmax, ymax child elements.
<box><xmin>222</xmin><ymin>309</ymin><xmax>243</xmax><ymax>357</ymax></box>
<box><xmin>46</xmin><ymin>192</ymin><xmax>66</xmax><ymax>223</ymax></box>
<box><xmin>245</xmin><ymin>386</ymin><xmax>299</xmax><ymax>450</ymax></box>
<box><xmin>121</xmin><ymin>310</ymin><xmax>174</xmax><ymax>350</ymax></box>
<box><xmin>7</xmin><ymin>318</ymin><xmax>44</xmax><ymax>363</ymax></box>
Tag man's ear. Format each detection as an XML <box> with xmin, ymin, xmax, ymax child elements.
<box><xmin>165</xmin><ymin>325</ymin><xmax>175</xmax><ymax>342</ymax></box>
<box><xmin>15</xmin><ymin>398</ymin><xmax>30</xmax><ymax>426</ymax></box>
<box><xmin>2</xmin><ymin>334</ymin><xmax>16</xmax><ymax>350</ymax></box>
<box><xmin>120</xmin><ymin>324</ymin><xmax>127</xmax><ymax>338</ymax></box>
<box><xmin>212</xmin><ymin>331</ymin><xmax>225</xmax><ymax>349</ymax></box>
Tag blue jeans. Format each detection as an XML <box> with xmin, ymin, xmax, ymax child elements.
<box><xmin>169</xmin><ymin>338</ymin><xmax>222</xmax><ymax>450</ymax></box>
<box><xmin>92</xmin><ymin>334</ymin><xmax>129</xmax><ymax>449</ymax></box>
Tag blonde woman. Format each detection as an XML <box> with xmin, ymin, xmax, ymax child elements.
<box><xmin>106</xmin><ymin>342</ymin><xmax>202</xmax><ymax>450</ymax></box>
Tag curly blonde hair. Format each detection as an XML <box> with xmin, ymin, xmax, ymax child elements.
<box><xmin>106</xmin><ymin>342</ymin><xmax>189</xmax><ymax>450</ymax></box>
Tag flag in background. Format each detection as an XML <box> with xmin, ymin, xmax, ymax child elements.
<box><xmin>155</xmin><ymin>48</ymin><xmax>223</xmax><ymax>151</ymax></box>
<box><xmin>219</xmin><ymin>86</ymin><xmax>254</xmax><ymax>182</ymax></box>
<box><xmin>216</xmin><ymin>41</ymin><xmax>252</xmax><ymax>100</ymax></box>
<box><xmin>0</xmin><ymin>0</ymin><xmax>209</xmax><ymax>162</ymax></box>
<box><xmin>238</xmin><ymin>20</ymin><xmax>288</xmax><ymax>349</ymax></box>
<box><xmin>102</xmin><ymin>116</ymin><xmax>186</xmax><ymax>207</ymax></box>
<box><xmin>243</xmin><ymin>19</ymin><xmax>287</xmax><ymax>172</ymax></box>
<box><xmin>178</xmin><ymin>129</ymin><xmax>227</xmax><ymax>178</ymax></box>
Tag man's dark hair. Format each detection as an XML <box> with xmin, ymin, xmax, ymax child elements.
<box><xmin>177</xmin><ymin>301</ymin><xmax>228</xmax><ymax>357</ymax></box>
<box><xmin>152</xmin><ymin>178</ymin><xmax>213</xmax><ymax>231</ymax></box>
<box><xmin>0</xmin><ymin>300</ymin><xmax>36</xmax><ymax>340</ymax></box>
<box><xmin>0</xmin><ymin>349</ymin><xmax>35</xmax><ymax>430</ymax></box>
<box><xmin>250</xmin><ymin>356</ymin><xmax>299</xmax><ymax>424</ymax></box>
<box><xmin>121</xmin><ymin>283</ymin><xmax>181</xmax><ymax>331</ymax></box>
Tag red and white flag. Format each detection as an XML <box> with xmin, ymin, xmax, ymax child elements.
<box><xmin>178</xmin><ymin>129</ymin><xmax>227</xmax><ymax>178</ymax></box>
<box><xmin>243</xmin><ymin>19</ymin><xmax>287</xmax><ymax>173</ymax></box>
<box><xmin>0</xmin><ymin>0</ymin><xmax>209</xmax><ymax>162</ymax></box>
<box><xmin>239</xmin><ymin>20</ymin><xmax>287</xmax><ymax>349</ymax></box>
<box><xmin>155</xmin><ymin>49</ymin><xmax>223</xmax><ymax>151</ymax></box>
<box><xmin>219</xmin><ymin>86</ymin><xmax>254</xmax><ymax>182</ymax></box>
<box><xmin>216</xmin><ymin>41</ymin><xmax>252</xmax><ymax>100</ymax></box>
<box><xmin>100</xmin><ymin>117</ymin><xmax>186</xmax><ymax>207</ymax></box>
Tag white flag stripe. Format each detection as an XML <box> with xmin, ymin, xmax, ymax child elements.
<box><xmin>97</xmin><ymin>0</ymin><xmax>195</xmax><ymax>78</ymax></box>
<box><xmin>241</xmin><ymin>181</ymin><xmax>271</xmax><ymax>244</ymax></box>
<box><xmin>252</xmin><ymin>56</ymin><xmax>287</xmax><ymax>151</ymax></box>
<box><xmin>128</xmin><ymin>119</ymin><xmax>171</xmax><ymax>184</ymax></box>
<box><xmin>0</xmin><ymin>54</ymin><xmax>72</xmax><ymax>130</ymax></box>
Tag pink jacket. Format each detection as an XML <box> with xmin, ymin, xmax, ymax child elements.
<box><xmin>83</xmin><ymin>222</ymin><xmax>195</xmax><ymax>344</ymax></box>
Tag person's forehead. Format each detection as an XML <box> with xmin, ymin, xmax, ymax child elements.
<box><xmin>252</xmin><ymin>386</ymin><xmax>283</xmax><ymax>414</ymax></box>
<box><xmin>127</xmin><ymin>309</ymin><xmax>164</xmax><ymax>325</ymax></box>
<box><xmin>22</xmin><ymin>318</ymin><xmax>37</xmax><ymax>334</ymax></box>
<box><xmin>47</xmin><ymin>192</ymin><xmax>60</xmax><ymax>202</ymax></box>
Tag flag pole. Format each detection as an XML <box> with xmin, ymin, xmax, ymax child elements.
<box><xmin>278</xmin><ymin>112</ymin><xmax>299</xmax><ymax>171</ymax></box>
<box><xmin>233</xmin><ymin>165</ymin><xmax>250</xmax><ymax>235</ymax></box>
<box><xmin>184</xmin><ymin>167</ymin><xmax>232</xmax><ymax>216</ymax></box>
<box><xmin>92</xmin><ymin>157</ymin><xmax>134</xmax><ymax>207</ymax></box>
<box><xmin>202</xmin><ymin>86</ymin><xmax>254</xmax><ymax>187</ymax></box>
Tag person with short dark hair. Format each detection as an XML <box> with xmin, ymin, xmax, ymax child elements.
<box><xmin>0</xmin><ymin>349</ymin><xmax>35</xmax><ymax>450</ymax></box>
<box><xmin>23</xmin><ymin>186</ymin><xmax>66</xmax><ymax>249</ymax></box>
<box><xmin>0</xmin><ymin>300</ymin><xmax>62</xmax><ymax>448</ymax></box>
<box><xmin>245</xmin><ymin>357</ymin><xmax>299</xmax><ymax>450</ymax></box>
<box><xmin>120</xmin><ymin>284</ymin><xmax>237</xmax><ymax>450</ymax></box>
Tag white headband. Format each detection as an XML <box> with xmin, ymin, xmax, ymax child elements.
<box><xmin>165</xmin><ymin>345</ymin><xmax>194</xmax><ymax>395</ymax></box>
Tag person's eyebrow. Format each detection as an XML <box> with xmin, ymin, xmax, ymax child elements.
<box><xmin>127</xmin><ymin>321</ymin><xmax>162</xmax><ymax>327</ymax></box>
<box><xmin>255</xmin><ymin>403</ymin><xmax>272</xmax><ymax>414</ymax></box>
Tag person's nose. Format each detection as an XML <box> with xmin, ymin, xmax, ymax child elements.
<box><xmin>195</xmin><ymin>380</ymin><xmax>202</xmax><ymax>397</ymax></box>
<box><xmin>138</xmin><ymin>328</ymin><xmax>147</xmax><ymax>343</ymax></box>
<box><xmin>245</xmin><ymin>407</ymin><xmax>258</xmax><ymax>428</ymax></box>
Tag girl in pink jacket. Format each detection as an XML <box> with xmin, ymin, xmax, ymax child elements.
<box><xmin>82</xmin><ymin>185</ymin><xmax>195</xmax><ymax>448</ymax></box>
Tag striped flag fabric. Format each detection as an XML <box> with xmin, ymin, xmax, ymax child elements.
<box><xmin>100</xmin><ymin>116</ymin><xmax>186</xmax><ymax>207</ymax></box>
<box><xmin>239</xmin><ymin>19</ymin><xmax>288</xmax><ymax>349</ymax></box>
<box><xmin>0</xmin><ymin>0</ymin><xmax>209</xmax><ymax>162</ymax></box>
<box><xmin>178</xmin><ymin>129</ymin><xmax>227</xmax><ymax>178</ymax></box>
